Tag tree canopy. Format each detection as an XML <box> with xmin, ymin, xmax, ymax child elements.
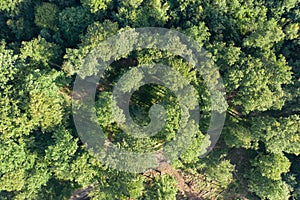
<box><xmin>0</xmin><ymin>0</ymin><xmax>299</xmax><ymax>199</ymax></box>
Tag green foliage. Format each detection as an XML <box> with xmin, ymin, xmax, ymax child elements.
<box><xmin>62</xmin><ymin>47</ymin><xmax>90</xmax><ymax>76</ymax></box>
<box><xmin>0</xmin><ymin>141</ymin><xmax>36</xmax><ymax>192</ymax></box>
<box><xmin>180</xmin><ymin>131</ymin><xmax>209</xmax><ymax>164</ymax></box>
<box><xmin>202</xmin><ymin>153</ymin><xmax>235</xmax><ymax>189</ymax></box>
<box><xmin>20</xmin><ymin>36</ymin><xmax>63</xmax><ymax>68</ymax></box>
<box><xmin>58</xmin><ymin>6</ymin><xmax>93</xmax><ymax>46</ymax></box>
<box><xmin>252</xmin><ymin>153</ymin><xmax>291</xmax><ymax>181</ymax></box>
<box><xmin>183</xmin><ymin>23</ymin><xmax>210</xmax><ymax>46</ymax></box>
<box><xmin>114</xmin><ymin>0</ymin><xmax>146</xmax><ymax>27</ymax></box>
<box><xmin>145</xmin><ymin>175</ymin><xmax>178</xmax><ymax>200</ymax></box>
<box><xmin>36</xmin><ymin>178</ymin><xmax>74</xmax><ymax>200</ymax></box>
<box><xmin>62</xmin><ymin>20</ymin><xmax>118</xmax><ymax>76</ymax></box>
<box><xmin>248</xmin><ymin>170</ymin><xmax>292</xmax><ymax>200</ymax></box>
<box><xmin>0</xmin><ymin>0</ymin><xmax>299</xmax><ymax>199</ymax></box>
<box><xmin>0</xmin><ymin>0</ymin><xmax>24</xmax><ymax>12</ymax></box>
<box><xmin>0</xmin><ymin>42</ymin><xmax>18</xmax><ymax>89</ymax></box>
<box><xmin>127</xmin><ymin>176</ymin><xmax>144</xmax><ymax>199</ymax></box>
<box><xmin>223</xmin><ymin>118</ymin><xmax>258</xmax><ymax>149</ymax></box>
<box><xmin>88</xmin><ymin>173</ymin><xmax>144</xmax><ymax>199</ymax></box>
<box><xmin>80</xmin><ymin>20</ymin><xmax>119</xmax><ymax>49</ymax></box>
<box><xmin>115</xmin><ymin>0</ymin><xmax>171</xmax><ymax>27</ymax></box>
<box><xmin>34</xmin><ymin>3</ymin><xmax>59</xmax><ymax>31</ymax></box>
<box><xmin>45</xmin><ymin>128</ymin><xmax>78</xmax><ymax>180</ymax></box>
<box><xmin>6</xmin><ymin>17</ymin><xmax>35</xmax><ymax>41</ymax></box>
<box><xmin>147</xmin><ymin>0</ymin><xmax>170</xmax><ymax>26</ymax></box>
<box><xmin>226</xmin><ymin>52</ymin><xmax>291</xmax><ymax>113</ymax></box>
<box><xmin>0</xmin><ymin>42</ymin><xmax>33</xmax><ymax>139</ymax></box>
<box><xmin>284</xmin><ymin>22</ymin><xmax>300</xmax><ymax>40</ymax></box>
<box><xmin>25</xmin><ymin>70</ymin><xmax>65</xmax><ymax>132</ymax></box>
<box><xmin>95</xmin><ymin>91</ymin><xmax>114</xmax><ymax>127</ymax></box>
<box><xmin>243</xmin><ymin>18</ymin><xmax>285</xmax><ymax>49</ymax></box>
<box><xmin>48</xmin><ymin>0</ymin><xmax>78</xmax><ymax>8</ymax></box>
<box><xmin>81</xmin><ymin>0</ymin><xmax>113</xmax><ymax>13</ymax></box>
<box><xmin>250</xmin><ymin>115</ymin><xmax>300</xmax><ymax>155</ymax></box>
<box><xmin>267</xmin><ymin>0</ymin><xmax>299</xmax><ymax>19</ymax></box>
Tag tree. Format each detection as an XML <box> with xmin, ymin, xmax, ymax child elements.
<box><xmin>248</xmin><ymin>170</ymin><xmax>292</xmax><ymax>200</ymax></box>
<box><xmin>34</xmin><ymin>3</ymin><xmax>59</xmax><ymax>32</ymax></box>
<box><xmin>223</xmin><ymin>117</ymin><xmax>258</xmax><ymax>149</ymax></box>
<box><xmin>0</xmin><ymin>0</ymin><xmax>25</xmax><ymax>12</ymax></box>
<box><xmin>243</xmin><ymin>18</ymin><xmax>285</xmax><ymax>49</ymax></box>
<box><xmin>58</xmin><ymin>6</ymin><xmax>93</xmax><ymax>46</ymax></box>
<box><xmin>252</xmin><ymin>153</ymin><xmax>291</xmax><ymax>181</ymax></box>
<box><xmin>62</xmin><ymin>20</ymin><xmax>119</xmax><ymax>76</ymax></box>
<box><xmin>20</xmin><ymin>36</ymin><xmax>63</xmax><ymax>68</ymax></box>
<box><xmin>25</xmin><ymin>70</ymin><xmax>65</xmax><ymax>132</ymax></box>
<box><xmin>219</xmin><ymin>51</ymin><xmax>292</xmax><ymax>113</ymax></box>
<box><xmin>81</xmin><ymin>0</ymin><xmax>113</xmax><ymax>13</ymax></box>
<box><xmin>0</xmin><ymin>41</ymin><xmax>34</xmax><ymax>139</ymax></box>
<box><xmin>1</xmin><ymin>0</ymin><xmax>300</xmax><ymax>199</ymax></box>
<box><xmin>145</xmin><ymin>175</ymin><xmax>178</xmax><ymax>200</ymax></box>
<box><xmin>251</xmin><ymin>115</ymin><xmax>300</xmax><ymax>155</ymax></box>
<box><xmin>200</xmin><ymin>151</ymin><xmax>235</xmax><ymax>190</ymax></box>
